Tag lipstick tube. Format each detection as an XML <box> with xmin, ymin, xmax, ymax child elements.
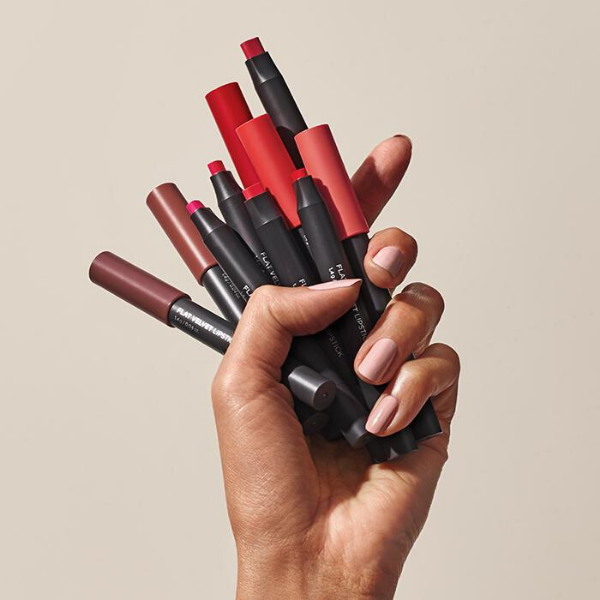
<box><xmin>147</xmin><ymin>183</ymin><xmax>246</xmax><ymax>324</ymax></box>
<box><xmin>89</xmin><ymin>252</ymin><xmax>335</xmax><ymax>424</ymax></box>
<box><xmin>241</xmin><ymin>37</ymin><xmax>307</xmax><ymax>168</ymax></box>
<box><xmin>187</xmin><ymin>202</ymin><xmax>372</xmax><ymax>448</ymax></box>
<box><xmin>295</xmin><ymin>125</ymin><xmax>442</xmax><ymax>441</ymax></box>
<box><xmin>188</xmin><ymin>202</ymin><xmax>272</xmax><ymax>300</ymax></box>
<box><xmin>243</xmin><ymin>185</ymin><xmax>417</xmax><ymax>458</ymax></box>
<box><xmin>208</xmin><ymin>160</ymin><xmax>280</xmax><ymax>285</ymax></box>
<box><xmin>244</xmin><ymin>183</ymin><xmax>318</xmax><ymax>287</ymax></box>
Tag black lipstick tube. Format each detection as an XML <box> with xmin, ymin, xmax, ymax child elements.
<box><xmin>296</xmin><ymin>126</ymin><xmax>442</xmax><ymax>441</ymax></box>
<box><xmin>242</xmin><ymin>38</ymin><xmax>307</xmax><ymax>168</ymax></box>
<box><xmin>293</xmin><ymin>172</ymin><xmax>425</xmax><ymax>454</ymax></box>
<box><xmin>209</xmin><ymin>163</ymin><xmax>280</xmax><ymax>285</ymax></box>
<box><xmin>188</xmin><ymin>204</ymin><xmax>272</xmax><ymax>300</ymax></box>
<box><xmin>244</xmin><ymin>188</ymin><xmax>416</xmax><ymax>457</ymax></box>
<box><xmin>187</xmin><ymin>204</ymin><xmax>373</xmax><ymax>448</ymax></box>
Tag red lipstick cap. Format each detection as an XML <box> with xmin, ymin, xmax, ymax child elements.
<box><xmin>237</xmin><ymin>114</ymin><xmax>299</xmax><ymax>228</ymax></box>
<box><xmin>296</xmin><ymin>125</ymin><xmax>369</xmax><ymax>239</ymax></box>
<box><xmin>89</xmin><ymin>252</ymin><xmax>189</xmax><ymax>326</ymax></box>
<box><xmin>205</xmin><ymin>83</ymin><xmax>260</xmax><ymax>188</ymax></box>
<box><xmin>146</xmin><ymin>183</ymin><xmax>217</xmax><ymax>283</ymax></box>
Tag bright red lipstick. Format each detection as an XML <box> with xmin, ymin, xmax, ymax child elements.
<box><xmin>240</xmin><ymin>37</ymin><xmax>265</xmax><ymax>60</ymax></box>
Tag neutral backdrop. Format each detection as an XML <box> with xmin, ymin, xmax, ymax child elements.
<box><xmin>1</xmin><ymin>1</ymin><xmax>599</xmax><ymax>598</ymax></box>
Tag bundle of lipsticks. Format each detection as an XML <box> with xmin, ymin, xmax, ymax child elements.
<box><xmin>89</xmin><ymin>37</ymin><xmax>441</xmax><ymax>463</ymax></box>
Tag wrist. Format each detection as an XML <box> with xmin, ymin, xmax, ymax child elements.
<box><xmin>236</xmin><ymin>546</ymin><xmax>310</xmax><ymax>600</ymax></box>
<box><xmin>235</xmin><ymin>545</ymin><xmax>397</xmax><ymax>600</ymax></box>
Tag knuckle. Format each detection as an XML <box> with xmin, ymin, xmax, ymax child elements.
<box><xmin>434</xmin><ymin>343</ymin><xmax>461</xmax><ymax>374</ymax></box>
<box><xmin>246</xmin><ymin>285</ymin><xmax>277</xmax><ymax>308</ymax></box>
<box><xmin>403</xmin><ymin>282</ymin><xmax>445</xmax><ymax>315</ymax></box>
<box><xmin>404</xmin><ymin>232</ymin><xmax>418</xmax><ymax>261</ymax></box>
<box><xmin>394</xmin><ymin>302</ymin><xmax>429</xmax><ymax>339</ymax></box>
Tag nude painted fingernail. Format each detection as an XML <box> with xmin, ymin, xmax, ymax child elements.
<box><xmin>309</xmin><ymin>278</ymin><xmax>361</xmax><ymax>290</ymax></box>
<box><xmin>366</xmin><ymin>395</ymin><xmax>399</xmax><ymax>434</ymax></box>
<box><xmin>357</xmin><ymin>338</ymin><xmax>398</xmax><ymax>381</ymax></box>
<box><xmin>372</xmin><ymin>247</ymin><xmax>404</xmax><ymax>277</ymax></box>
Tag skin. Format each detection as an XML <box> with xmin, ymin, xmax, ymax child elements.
<box><xmin>211</xmin><ymin>135</ymin><xmax>460</xmax><ymax>599</ymax></box>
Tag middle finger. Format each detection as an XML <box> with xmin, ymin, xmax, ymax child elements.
<box><xmin>354</xmin><ymin>282</ymin><xmax>445</xmax><ymax>385</ymax></box>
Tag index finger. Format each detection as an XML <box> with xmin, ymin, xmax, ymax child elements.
<box><xmin>351</xmin><ymin>135</ymin><xmax>413</xmax><ymax>226</ymax></box>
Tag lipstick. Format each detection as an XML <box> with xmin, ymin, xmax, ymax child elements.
<box><xmin>207</xmin><ymin>161</ymin><xmax>280</xmax><ymax>285</ymax></box>
<box><xmin>187</xmin><ymin>200</ymin><xmax>272</xmax><ymax>300</ymax></box>
<box><xmin>243</xmin><ymin>183</ymin><xmax>317</xmax><ymax>287</ymax></box>
<box><xmin>187</xmin><ymin>202</ymin><xmax>372</xmax><ymax>448</ymax></box>
<box><xmin>295</xmin><ymin>125</ymin><xmax>442</xmax><ymax>440</ymax></box>
<box><xmin>146</xmin><ymin>182</ymin><xmax>246</xmax><ymax>323</ymax></box>
<box><xmin>89</xmin><ymin>252</ymin><xmax>335</xmax><ymax>420</ymax></box>
<box><xmin>205</xmin><ymin>82</ymin><xmax>260</xmax><ymax>188</ymax></box>
<box><xmin>243</xmin><ymin>184</ymin><xmax>416</xmax><ymax>458</ymax></box>
<box><xmin>241</xmin><ymin>37</ymin><xmax>307</xmax><ymax>168</ymax></box>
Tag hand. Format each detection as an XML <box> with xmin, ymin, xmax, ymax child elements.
<box><xmin>211</xmin><ymin>136</ymin><xmax>460</xmax><ymax>599</ymax></box>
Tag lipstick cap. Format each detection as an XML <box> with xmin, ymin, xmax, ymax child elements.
<box><xmin>293</xmin><ymin>401</ymin><xmax>329</xmax><ymax>435</ymax></box>
<box><xmin>89</xmin><ymin>252</ymin><xmax>189</xmax><ymax>326</ymax></box>
<box><xmin>295</xmin><ymin>124</ymin><xmax>369</xmax><ymax>239</ymax></box>
<box><xmin>206</xmin><ymin>83</ymin><xmax>260</xmax><ymax>188</ymax></box>
<box><xmin>146</xmin><ymin>183</ymin><xmax>217</xmax><ymax>283</ymax></box>
<box><xmin>237</xmin><ymin>114</ymin><xmax>300</xmax><ymax>228</ymax></box>
<box><xmin>284</xmin><ymin>363</ymin><xmax>336</xmax><ymax>411</ymax></box>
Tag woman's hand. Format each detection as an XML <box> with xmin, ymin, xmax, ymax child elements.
<box><xmin>211</xmin><ymin>135</ymin><xmax>460</xmax><ymax>599</ymax></box>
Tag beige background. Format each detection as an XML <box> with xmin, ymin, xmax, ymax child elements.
<box><xmin>1</xmin><ymin>0</ymin><xmax>599</xmax><ymax>598</ymax></box>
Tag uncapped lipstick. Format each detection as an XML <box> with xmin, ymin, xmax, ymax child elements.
<box><xmin>205</xmin><ymin>82</ymin><xmax>260</xmax><ymax>188</ymax></box>
<box><xmin>208</xmin><ymin>160</ymin><xmax>280</xmax><ymax>285</ymax></box>
<box><xmin>88</xmin><ymin>252</ymin><xmax>335</xmax><ymax>419</ymax></box>
<box><xmin>187</xmin><ymin>202</ymin><xmax>372</xmax><ymax>448</ymax></box>
<box><xmin>295</xmin><ymin>125</ymin><xmax>442</xmax><ymax>440</ymax></box>
<box><xmin>146</xmin><ymin>183</ymin><xmax>246</xmax><ymax>324</ymax></box>
<box><xmin>241</xmin><ymin>37</ymin><xmax>307</xmax><ymax>167</ymax></box>
<box><xmin>187</xmin><ymin>200</ymin><xmax>272</xmax><ymax>300</ymax></box>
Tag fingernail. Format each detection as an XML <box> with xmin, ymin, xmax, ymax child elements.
<box><xmin>372</xmin><ymin>247</ymin><xmax>404</xmax><ymax>277</ymax></box>
<box><xmin>394</xmin><ymin>134</ymin><xmax>412</xmax><ymax>149</ymax></box>
<box><xmin>309</xmin><ymin>278</ymin><xmax>362</xmax><ymax>291</ymax></box>
<box><xmin>357</xmin><ymin>338</ymin><xmax>398</xmax><ymax>381</ymax></box>
<box><xmin>366</xmin><ymin>395</ymin><xmax>398</xmax><ymax>434</ymax></box>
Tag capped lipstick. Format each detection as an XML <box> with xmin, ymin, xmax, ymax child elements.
<box><xmin>205</xmin><ymin>82</ymin><xmax>260</xmax><ymax>188</ymax></box>
<box><xmin>147</xmin><ymin>182</ymin><xmax>246</xmax><ymax>323</ymax></box>
<box><xmin>241</xmin><ymin>37</ymin><xmax>307</xmax><ymax>168</ymax></box>
<box><xmin>207</xmin><ymin>161</ymin><xmax>279</xmax><ymax>285</ymax></box>
<box><xmin>89</xmin><ymin>252</ymin><xmax>335</xmax><ymax>417</ymax></box>
<box><xmin>296</xmin><ymin>126</ymin><xmax>442</xmax><ymax>440</ymax></box>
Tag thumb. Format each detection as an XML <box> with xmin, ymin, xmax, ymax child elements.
<box><xmin>222</xmin><ymin>278</ymin><xmax>363</xmax><ymax>381</ymax></box>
